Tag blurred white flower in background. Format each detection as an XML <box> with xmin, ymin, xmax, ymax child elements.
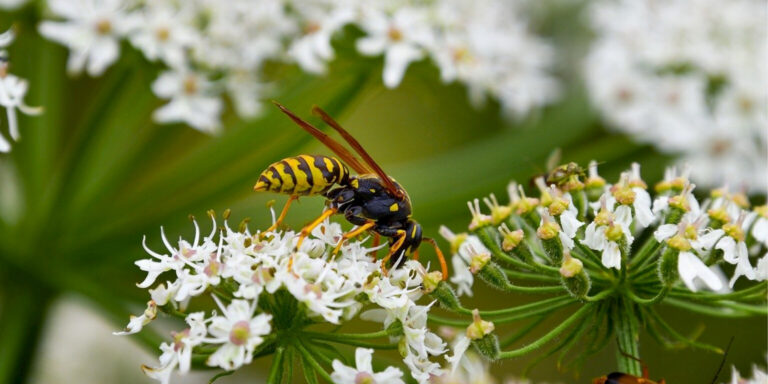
<box><xmin>32</xmin><ymin>0</ymin><xmax>558</xmax><ymax>133</ymax></box>
<box><xmin>0</xmin><ymin>28</ymin><xmax>41</xmax><ymax>153</ymax></box>
<box><xmin>585</xmin><ymin>0</ymin><xmax>768</xmax><ymax>193</ymax></box>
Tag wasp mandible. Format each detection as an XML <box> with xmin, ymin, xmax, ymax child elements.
<box><xmin>253</xmin><ymin>102</ymin><xmax>448</xmax><ymax>278</ymax></box>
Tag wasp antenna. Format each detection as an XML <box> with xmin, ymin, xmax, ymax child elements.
<box><xmin>710</xmin><ymin>336</ymin><xmax>735</xmax><ymax>384</ymax></box>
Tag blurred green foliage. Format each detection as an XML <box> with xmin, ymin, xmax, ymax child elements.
<box><xmin>0</xmin><ymin>2</ymin><xmax>764</xmax><ymax>384</ymax></box>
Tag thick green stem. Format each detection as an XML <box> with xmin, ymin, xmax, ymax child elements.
<box><xmin>613</xmin><ymin>298</ymin><xmax>642</xmax><ymax>375</ymax></box>
<box><xmin>0</xmin><ymin>276</ymin><xmax>54</xmax><ymax>384</ymax></box>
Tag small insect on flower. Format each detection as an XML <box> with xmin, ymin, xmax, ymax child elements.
<box><xmin>254</xmin><ymin>102</ymin><xmax>448</xmax><ymax>279</ymax></box>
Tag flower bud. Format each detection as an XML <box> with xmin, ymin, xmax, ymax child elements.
<box><xmin>386</xmin><ymin>320</ymin><xmax>404</xmax><ymax>337</ymax></box>
<box><xmin>429</xmin><ymin>281</ymin><xmax>462</xmax><ymax>311</ymax></box>
<box><xmin>472</xmin><ymin>333</ymin><xmax>501</xmax><ymax>361</ymax></box>
<box><xmin>478</xmin><ymin>261</ymin><xmax>510</xmax><ymax>291</ymax></box>
<box><xmin>501</xmin><ymin>227</ymin><xmax>524</xmax><ymax>252</ymax></box>
<box><xmin>604</xmin><ymin>224</ymin><xmax>624</xmax><ymax>242</ymax></box>
<box><xmin>658</xmin><ymin>246</ymin><xmax>679</xmax><ymax>286</ymax></box>
<box><xmin>559</xmin><ymin>252</ymin><xmax>590</xmax><ymax>299</ymax></box>
<box><xmin>466</xmin><ymin>309</ymin><xmax>495</xmax><ymax>340</ymax></box>
<box><xmin>483</xmin><ymin>194</ymin><xmax>512</xmax><ymax>225</ymax></box>
<box><xmin>470</xmin><ymin>252</ymin><xmax>492</xmax><ymax>274</ymax></box>
<box><xmin>422</xmin><ymin>271</ymin><xmax>443</xmax><ymax>294</ymax></box>
<box><xmin>537</xmin><ymin>221</ymin><xmax>560</xmax><ymax>240</ymax></box>
<box><xmin>467</xmin><ymin>310</ymin><xmax>499</xmax><ymax>361</ymax></box>
<box><xmin>722</xmin><ymin>223</ymin><xmax>745</xmax><ymax>242</ymax></box>
<box><xmin>707</xmin><ymin>208</ymin><xmax>729</xmax><ymax>229</ymax></box>
<box><xmin>549</xmin><ymin>197</ymin><xmax>569</xmax><ymax>216</ymax></box>
<box><xmin>613</xmin><ymin>186</ymin><xmax>636</xmax><ymax>206</ymax></box>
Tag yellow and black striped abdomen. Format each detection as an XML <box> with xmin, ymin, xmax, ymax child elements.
<box><xmin>253</xmin><ymin>155</ymin><xmax>349</xmax><ymax>196</ymax></box>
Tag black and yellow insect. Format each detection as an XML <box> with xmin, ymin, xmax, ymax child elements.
<box><xmin>254</xmin><ymin>102</ymin><xmax>448</xmax><ymax>278</ymax></box>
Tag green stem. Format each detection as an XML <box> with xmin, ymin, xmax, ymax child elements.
<box><xmin>475</xmin><ymin>227</ymin><xmax>559</xmax><ymax>275</ymax></box>
<box><xmin>630</xmin><ymin>238</ymin><xmax>662</xmax><ymax>269</ymax></box>
<box><xmin>295</xmin><ymin>341</ymin><xmax>334</xmax><ymax>383</ymax></box>
<box><xmin>460</xmin><ymin>295</ymin><xmax>574</xmax><ymax>317</ymax></box>
<box><xmin>584</xmin><ymin>289</ymin><xmax>615</xmax><ymax>302</ymax></box>
<box><xmin>503</xmin><ymin>269</ymin><xmax>560</xmax><ymax>283</ymax></box>
<box><xmin>499</xmin><ymin>316</ymin><xmax>545</xmax><ymax>348</ymax></box>
<box><xmin>613</xmin><ymin>298</ymin><xmax>642</xmax><ymax>376</ymax></box>
<box><xmin>645</xmin><ymin>308</ymin><xmax>723</xmax><ymax>354</ymax></box>
<box><xmin>0</xmin><ymin>282</ymin><xmax>53</xmax><ymax>384</ymax></box>
<box><xmin>662</xmin><ymin>298</ymin><xmax>759</xmax><ymax>318</ymax></box>
<box><xmin>302</xmin><ymin>329</ymin><xmax>390</xmax><ymax>341</ymax></box>
<box><xmin>498</xmin><ymin>304</ymin><xmax>593</xmax><ymax>358</ymax></box>
<box><xmin>669</xmin><ymin>282</ymin><xmax>767</xmax><ymax>302</ymax></box>
<box><xmin>502</xmin><ymin>283</ymin><xmax>564</xmax><ymax>294</ymax></box>
<box><xmin>267</xmin><ymin>347</ymin><xmax>285</xmax><ymax>384</ymax></box>
<box><xmin>628</xmin><ymin>286</ymin><xmax>669</xmax><ymax>305</ymax></box>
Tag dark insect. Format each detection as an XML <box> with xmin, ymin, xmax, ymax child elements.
<box><xmin>546</xmin><ymin>162</ymin><xmax>585</xmax><ymax>187</ymax></box>
<box><xmin>253</xmin><ymin>102</ymin><xmax>448</xmax><ymax>278</ymax></box>
<box><xmin>593</xmin><ymin>337</ymin><xmax>733</xmax><ymax>384</ymax></box>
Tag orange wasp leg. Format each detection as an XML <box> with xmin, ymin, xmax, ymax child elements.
<box><xmin>380</xmin><ymin>230</ymin><xmax>407</xmax><ymax>277</ymax></box>
<box><xmin>332</xmin><ymin>221</ymin><xmax>376</xmax><ymax>255</ymax></box>
<box><xmin>423</xmin><ymin>237</ymin><xmax>448</xmax><ymax>281</ymax></box>
<box><xmin>264</xmin><ymin>195</ymin><xmax>298</xmax><ymax>235</ymax></box>
<box><xmin>289</xmin><ymin>208</ymin><xmax>338</xmax><ymax>272</ymax></box>
<box><xmin>369</xmin><ymin>233</ymin><xmax>381</xmax><ymax>261</ymax></box>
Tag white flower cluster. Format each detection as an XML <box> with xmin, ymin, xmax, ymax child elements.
<box><xmin>725</xmin><ymin>364</ymin><xmax>767</xmax><ymax>384</ymax></box>
<box><xmin>0</xmin><ymin>28</ymin><xmax>41</xmax><ymax>153</ymax></box>
<box><xmin>115</xmin><ymin>213</ymin><xmax>446</xmax><ymax>383</ymax></box>
<box><xmin>36</xmin><ymin>0</ymin><xmax>557</xmax><ymax>133</ymax></box>
<box><xmin>585</xmin><ymin>0</ymin><xmax>767</xmax><ymax>193</ymax></box>
<box><xmin>456</xmin><ymin>162</ymin><xmax>768</xmax><ymax>294</ymax></box>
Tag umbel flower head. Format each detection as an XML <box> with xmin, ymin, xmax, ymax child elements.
<box><xmin>116</xmin><ymin>210</ymin><xmax>447</xmax><ymax>383</ymax></box>
<box><xmin>585</xmin><ymin>0</ymin><xmax>767</xmax><ymax>192</ymax></box>
<box><xmin>434</xmin><ymin>160</ymin><xmax>766</xmax><ymax>377</ymax></box>
<box><xmin>34</xmin><ymin>0</ymin><xmax>558</xmax><ymax>133</ymax></box>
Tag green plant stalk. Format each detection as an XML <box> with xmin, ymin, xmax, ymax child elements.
<box><xmin>295</xmin><ymin>341</ymin><xmax>334</xmax><ymax>383</ymax></box>
<box><xmin>267</xmin><ymin>346</ymin><xmax>285</xmax><ymax>384</ymax></box>
<box><xmin>498</xmin><ymin>304</ymin><xmax>592</xmax><ymax>358</ymax></box>
<box><xmin>613</xmin><ymin>298</ymin><xmax>642</xmax><ymax>375</ymax></box>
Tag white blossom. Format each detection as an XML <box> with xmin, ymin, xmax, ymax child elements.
<box><xmin>205</xmin><ymin>298</ymin><xmax>272</xmax><ymax>371</ymax></box>
<box><xmin>38</xmin><ymin>0</ymin><xmax>131</xmax><ymax>76</ymax></box>
<box><xmin>331</xmin><ymin>348</ymin><xmax>405</xmax><ymax>384</ymax></box>
<box><xmin>585</xmin><ymin>0</ymin><xmax>768</xmax><ymax>192</ymax></box>
<box><xmin>151</xmin><ymin>69</ymin><xmax>223</xmax><ymax>133</ymax></box>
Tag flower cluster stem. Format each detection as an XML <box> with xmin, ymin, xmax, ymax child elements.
<box><xmin>613</xmin><ymin>299</ymin><xmax>642</xmax><ymax>375</ymax></box>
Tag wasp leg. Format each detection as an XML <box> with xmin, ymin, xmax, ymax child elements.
<box><xmin>289</xmin><ymin>208</ymin><xmax>338</xmax><ymax>272</ymax></box>
<box><xmin>263</xmin><ymin>195</ymin><xmax>298</xmax><ymax>236</ymax></box>
<box><xmin>370</xmin><ymin>233</ymin><xmax>380</xmax><ymax>260</ymax></box>
<box><xmin>380</xmin><ymin>230</ymin><xmax>407</xmax><ymax>277</ymax></box>
<box><xmin>332</xmin><ymin>220</ymin><xmax>376</xmax><ymax>255</ymax></box>
<box><xmin>423</xmin><ymin>237</ymin><xmax>448</xmax><ymax>281</ymax></box>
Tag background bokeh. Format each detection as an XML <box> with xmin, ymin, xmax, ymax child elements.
<box><xmin>0</xmin><ymin>1</ymin><xmax>765</xmax><ymax>383</ymax></box>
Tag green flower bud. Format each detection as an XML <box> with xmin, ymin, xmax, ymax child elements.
<box><xmin>472</xmin><ymin>334</ymin><xmax>501</xmax><ymax>361</ymax></box>
<box><xmin>501</xmin><ymin>227</ymin><xmax>524</xmax><ymax>252</ymax></box>
<box><xmin>466</xmin><ymin>309</ymin><xmax>495</xmax><ymax>340</ymax></box>
<box><xmin>430</xmin><ymin>281</ymin><xmax>462</xmax><ymax>311</ymax></box>
<box><xmin>549</xmin><ymin>197</ymin><xmax>569</xmax><ymax>216</ymax></box>
<box><xmin>386</xmin><ymin>320</ymin><xmax>404</xmax><ymax>337</ymax></box>
<box><xmin>723</xmin><ymin>223</ymin><xmax>745</xmax><ymax>242</ymax></box>
<box><xmin>478</xmin><ymin>262</ymin><xmax>510</xmax><ymax>291</ymax></box>
<box><xmin>422</xmin><ymin>271</ymin><xmax>443</xmax><ymax>294</ymax></box>
<box><xmin>559</xmin><ymin>252</ymin><xmax>590</xmax><ymax>299</ymax></box>
<box><xmin>470</xmin><ymin>252</ymin><xmax>492</xmax><ymax>274</ymax></box>
<box><xmin>537</xmin><ymin>221</ymin><xmax>560</xmax><ymax>240</ymax></box>
<box><xmin>658</xmin><ymin>247</ymin><xmax>679</xmax><ymax>286</ymax></box>
<box><xmin>667</xmin><ymin>234</ymin><xmax>691</xmax><ymax>251</ymax></box>
<box><xmin>613</xmin><ymin>185</ymin><xmax>636</xmax><ymax>205</ymax></box>
<box><xmin>605</xmin><ymin>223</ymin><xmax>624</xmax><ymax>242</ymax></box>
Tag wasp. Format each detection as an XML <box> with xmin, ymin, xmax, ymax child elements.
<box><xmin>253</xmin><ymin>102</ymin><xmax>448</xmax><ymax>278</ymax></box>
<box><xmin>594</xmin><ymin>338</ymin><xmax>733</xmax><ymax>384</ymax></box>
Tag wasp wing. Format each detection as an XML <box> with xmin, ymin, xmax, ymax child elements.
<box><xmin>273</xmin><ymin>102</ymin><xmax>369</xmax><ymax>175</ymax></box>
<box><xmin>311</xmin><ymin>105</ymin><xmax>404</xmax><ymax>199</ymax></box>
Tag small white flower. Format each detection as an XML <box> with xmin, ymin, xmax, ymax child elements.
<box><xmin>151</xmin><ymin>68</ymin><xmax>223</xmax><ymax>133</ymax></box>
<box><xmin>205</xmin><ymin>298</ymin><xmax>272</xmax><ymax>371</ymax></box>
<box><xmin>141</xmin><ymin>312</ymin><xmax>206</xmax><ymax>384</ymax></box>
<box><xmin>113</xmin><ymin>300</ymin><xmax>157</xmax><ymax>336</ymax></box>
<box><xmin>356</xmin><ymin>6</ymin><xmax>434</xmax><ymax>88</ymax></box>
<box><xmin>39</xmin><ymin>0</ymin><xmax>131</xmax><ymax>76</ymax></box>
<box><xmin>330</xmin><ymin>348</ymin><xmax>405</xmax><ymax>384</ymax></box>
<box><xmin>127</xmin><ymin>3</ymin><xmax>198</xmax><ymax>69</ymax></box>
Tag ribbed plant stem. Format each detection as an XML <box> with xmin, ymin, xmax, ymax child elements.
<box><xmin>613</xmin><ymin>298</ymin><xmax>642</xmax><ymax>375</ymax></box>
<box><xmin>0</xmin><ymin>279</ymin><xmax>54</xmax><ymax>384</ymax></box>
